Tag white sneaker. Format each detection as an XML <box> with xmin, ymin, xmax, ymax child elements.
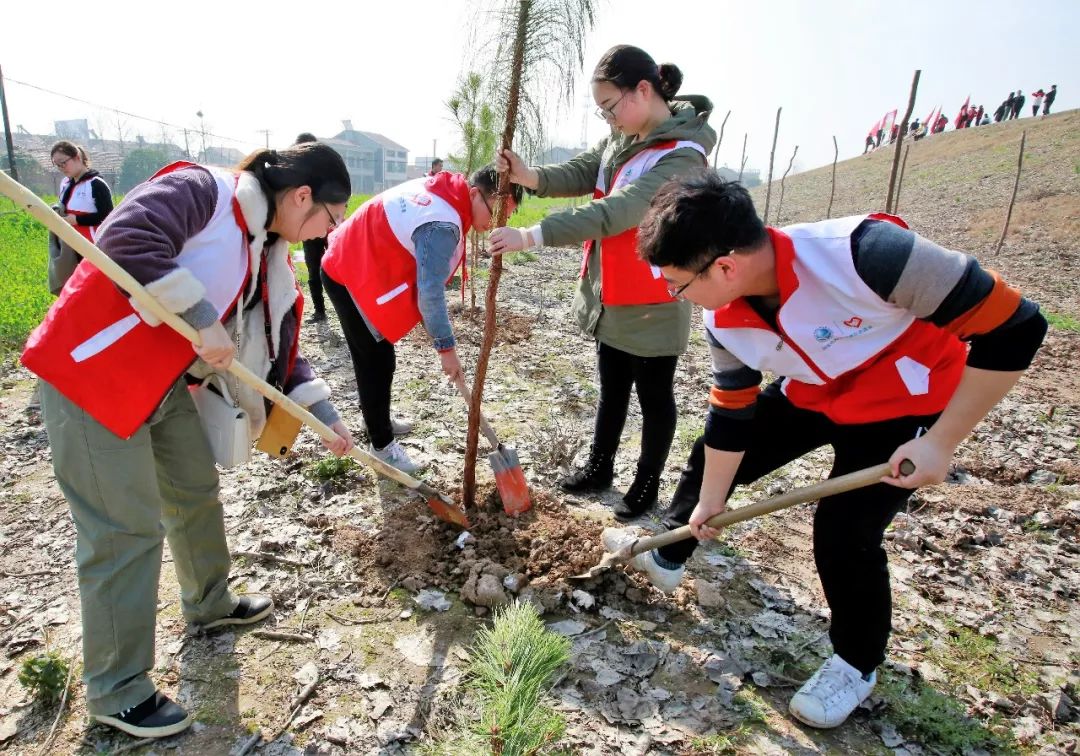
<box><xmin>370</xmin><ymin>440</ymin><xmax>422</xmax><ymax>474</ymax></box>
<box><xmin>359</xmin><ymin>415</ymin><xmax>413</xmax><ymax>436</ymax></box>
<box><xmin>789</xmin><ymin>654</ymin><xmax>876</xmax><ymax>728</ymax></box>
<box><xmin>601</xmin><ymin>527</ymin><xmax>685</xmax><ymax>595</ymax></box>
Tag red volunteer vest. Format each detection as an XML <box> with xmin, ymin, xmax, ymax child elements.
<box><xmin>707</xmin><ymin>214</ymin><xmax>967</xmax><ymax>424</ymax></box>
<box><xmin>60</xmin><ymin>174</ymin><xmax>103</xmax><ymax>243</ymax></box>
<box><xmin>582</xmin><ymin>140</ymin><xmax>706</xmax><ymax>306</ymax></box>
<box><xmin>22</xmin><ymin>162</ymin><xmax>252</xmax><ymax>439</ymax></box>
<box><xmin>321</xmin><ymin>172</ymin><xmax>472</xmax><ymax>344</ymax></box>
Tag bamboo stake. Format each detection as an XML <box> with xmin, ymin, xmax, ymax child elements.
<box><xmin>762</xmin><ymin>108</ymin><xmax>781</xmax><ymax>223</ymax></box>
<box><xmin>996</xmin><ymin>131</ymin><xmax>1026</xmax><ymax>253</ymax></box>
<box><xmin>826</xmin><ymin>135</ymin><xmax>838</xmax><ymax>218</ymax></box>
<box><xmin>894</xmin><ymin>143</ymin><xmax>911</xmax><ymax>213</ymax></box>
<box><xmin>775</xmin><ymin>145</ymin><xmax>798</xmax><ymax>225</ymax></box>
<box><xmin>738</xmin><ymin>133</ymin><xmax>747</xmax><ymax>182</ymax></box>
<box><xmin>886</xmin><ymin>69</ymin><xmax>921</xmax><ymax>213</ymax></box>
<box><xmin>711</xmin><ymin>109</ymin><xmax>730</xmax><ymax>169</ymax></box>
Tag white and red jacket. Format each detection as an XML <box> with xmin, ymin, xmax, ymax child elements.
<box><xmin>322</xmin><ymin>172</ymin><xmax>472</xmax><ymax>344</ymax></box>
<box><xmin>705</xmin><ymin>214</ymin><xmax>967</xmax><ymax>424</ymax></box>
<box><xmin>23</xmin><ymin>163</ymin><xmax>322</xmax><ymax>439</ymax></box>
<box><xmin>583</xmin><ymin>139</ymin><xmax>707</xmax><ymax>306</ymax></box>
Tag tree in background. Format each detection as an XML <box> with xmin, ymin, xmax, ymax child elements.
<box><xmin>118</xmin><ymin>148</ymin><xmax>169</xmax><ymax>193</ymax></box>
<box><xmin>447</xmin><ymin>72</ymin><xmax>499</xmax><ymax>310</ymax></box>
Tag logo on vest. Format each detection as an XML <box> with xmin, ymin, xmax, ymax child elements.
<box><xmin>813</xmin><ymin>316</ymin><xmax>873</xmax><ymax>351</ymax></box>
<box><xmin>814</xmin><ymin>327</ymin><xmax>833</xmax><ymax>343</ymax></box>
<box><xmin>411</xmin><ymin>193</ymin><xmax>432</xmax><ymax>207</ymax></box>
<box><xmin>843</xmin><ymin>316</ymin><xmax>863</xmax><ymax>328</ymax></box>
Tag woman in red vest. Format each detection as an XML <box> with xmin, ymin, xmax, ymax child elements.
<box><xmin>489</xmin><ymin>44</ymin><xmax>717</xmax><ymax>520</ymax></box>
<box><xmin>51</xmin><ymin>140</ymin><xmax>113</xmax><ymax>243</ymax></box>
<box><xmin>28</xmin><ymin>143</ymin><xmax>354</xmax><ymax>739</ymax></box>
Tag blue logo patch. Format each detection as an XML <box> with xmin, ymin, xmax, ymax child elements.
<box><xmin>813</xmin><ymin>327</ymin><xmax>833</xmax><ymax>343</ymax></box>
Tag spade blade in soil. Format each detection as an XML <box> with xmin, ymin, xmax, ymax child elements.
<box><xmin>425</xmin><ymin>495</ymin><xmax>470</xmax><ymax>528</ymax></box>
<box><xmin>489</xmin><ymin>447</ymin><xmax>531</xmax><ymax>516</ymax></box>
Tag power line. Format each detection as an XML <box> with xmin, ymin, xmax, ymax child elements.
<box><xmin>4</xmin><ymin>76</ymin><xmax>256</xmax><ymax>147</ymax></box>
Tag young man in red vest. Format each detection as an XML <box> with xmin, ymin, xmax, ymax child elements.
<box><xmin>605</xmin><ymin>171</ymin><xmax>1047</xmax><ymax>729</ymax></box>
<box><xmin>321</xmin><ymin>165</ymin><xmax>523</xmax><ymax>472</ymax></box>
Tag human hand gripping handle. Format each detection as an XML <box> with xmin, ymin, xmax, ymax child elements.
<box><xmin>439</xmin><ymin>348</ymin><xmax>463</xmax><ymax>383</ymax></box>
<box><xmin>494</xmin><ymin>147</ymin><xmax>539</xmax><ymax>189</ymax></box>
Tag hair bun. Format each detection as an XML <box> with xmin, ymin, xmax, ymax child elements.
<box><xmin>657</xmin><ymin>63</ymin><xmax>683</xmax><ymax>99</ymax></box>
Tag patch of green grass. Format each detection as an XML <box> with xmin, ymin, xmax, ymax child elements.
<box><xmin>929</xmin><ymin>620</ymin><xmax>1038</xmax><ymax>697</ymax></box>
<box><xmin>1046</xmin><ymin>311</ymin><xmax>1080</xmax><ymax>333</ymax></box>
<box><xmin>879</xmin><ymin>672</ymin><xmax>1015</xmax><ymax>754</ymax></box>
<box><xmin>18</xmin><ymin>651</ymin><xmax>71</xmax><ymax>705</ymax></box>
<box><xmin>305</xmin><ymin>455</ymin><xmax>358</xmax><ymax>482</ymax></box>
<box><xmin>505</xmin><ymin>195</ymin><xmax>589</xmax><ymax>230</ymax></box>
<box><xmin>0</xmin><ymin>210</ymin><xmax>54</xmax><ymax>353</ymax></box>
<box><xmin>505</xmin><ymin>249</ymin><xmax>539</xmax><ymax>265</ymax></box>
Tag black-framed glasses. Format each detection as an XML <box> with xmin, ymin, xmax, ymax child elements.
<box><xmin>53</xmin><ymin>156</ymin><xmax>73</xmax><ymax>170</ymax></box>
<box><xmin>594</xmin><ymin>91</ymin><xmax>627</xmax><ymax>122</ymax></box>
<box><xmin>479</xmin><ymin>191</ymin><xmax>493</xmax><ymax>216</ymax></box>
<box><xmin>668</xmin><ymin>253</ymin><xmax>726</xmax><ymax>300</ymax></box>
<box><xmin>321</xmin><ymin>202</ymin><xmax>341</xmax><ymax>230</ymax></box>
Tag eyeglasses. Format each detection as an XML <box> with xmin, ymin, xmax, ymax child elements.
<box><xmin>53</xmin><ymin>156</ymin><xmax>73</xmax><ymax>170</ymax></box>
<box><xmin>667</xmin><ymin>253</ymin><xmax>726</xmax><ymax>300</ymax></box>
<box><xmin>479</xmin><ymin>191</ymin><xmax>493</xmax><ymax>216</ymax></box>
<box><xmin>321</xmin><ymin>202</ymin><xmax>342</xmax><ymax>231</ymax></box>
<box><xmin>594</xmin><ymin>91</ymin><xmax>628</xmax><ymax>122</ymax></box>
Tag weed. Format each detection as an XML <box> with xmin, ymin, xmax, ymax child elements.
<box><xmin>306</xmin><ymin>456</ymin><xmax>357</xmax><ymax>482</ymax></box>
<box><xmin>1046</xmin><ymin>311</ymin><xmax>1080</xmax><ymax>333</ymax></box>
<box><xmin>928</xmin><ymin>620</ymin><xmax>1038</xmax><ymax>697</ymax></box>
<box><xmin>19</xmin><ymin>651</ymin><xmax>71</xmax><ymax>705</ymax></box>
<box><xmin>505</xmin><ymin>249</ymin><xmax>539</xmax><ymax>265</ymax></box>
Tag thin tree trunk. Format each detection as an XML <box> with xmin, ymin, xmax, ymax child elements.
<box><xmin>826</xmin><ymin>135</ymin><xmax>838</xmax><ymax>219</ymax></box>
<box><xmin>775</xmin><ymin>145</ymin><xmax>798</xmax><ymax>225</ymax></box>
<box><xmin>894</xmin><ymin>143</ymin><xmax>911</xmax><ymax>213</ymax></box>
<box><xmin>463</xmin><ymin>0</ymin><xmax>530</xmax><ymax>507</ymax></box>
<box><xmin>886</xmin><ymin>69</ymin><xmax>921</xmax><ymax>213</ymax></box>
<box><xmin>996</xmin><ymin>131</ymin><xmax>1026</xmax><ymax>253</ymax></box>
<box><xmin>762</xmin><ymin>108</ymin><xmax>781</xmax><ymax>223</ymax></box>
<box><xmin>737</xmin><ymin>133</ymin><xmax>747</xmax><ymax>182</ymax></box>
<box><xmin>469</xmin><ymin>232</ymin><xmax>478</xmax><ymax>310</ymax></box>
<box><xmin>711</xmin><ymin>110</ymin><xmax>730</xmax><ymax>169</ymax></box>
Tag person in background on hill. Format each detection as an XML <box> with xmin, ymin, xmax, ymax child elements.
<box><xmin>320</xmin><ymin>165</ymin><xmax>522</xmax><ymax>473</ymax></box>
<box><xmin>427</xmin><ymin>157</ymin><xmax>444</xmax><ymax>177</ymax></box>
<box><xmin>1004</xmin><ymin>91</ymin><xmax>1016</xmax><ymax>120</ymax></box>
<box><xmin>1010</xmin><ymin>90</ymin><xmax>1025</xmax><ymax>119</ymax></box>
<box><xmin>934</xmin><ymin>113</ymin><xmax>948</xmax><ymax>133</ymax></box>
<box><xmin>863</xmin><ymin>133</ymin><xmax>875</xmax><ymax>154</ymax></box>
<box><xmin>294</xmin><ymin>132</ymin><xmax>329</xmax><ymax>323</ymax></box>
<box><xmin>29</xmin><ymin>142</ymin><xmax>354</xmax><ymax>739</ymax></box>
<box><xmin>605</xmin><ymin>170</ymin><xmax>1048</xmax><ymax>731</ymax></box>
<box><xmin>979</xmin><ymin>111</ymin><xmax>990</xmax><ymax>126</ymax></box>
<box><xmin>488</xmin><ymin>44</ymin><xmax>718</xmax><ymax>521</ymax></box>
<box><xmin>993</xmin><ymin>101</ymin><xmax>1007</xmax><ymax>123</ymax></box>
<box><xmin>1031</xmin><ymin>88</ymin><xmax>1045</xmax><ymax>117</ymax></box>
<box><xmin>974</xmin><ymin>105</ymin><xmax>984</xmax><ymax>125</ymax></box>
<box><xmin>1042</xmin><ymin>85</ymin><xmax>1057</xmax><ymax>116</ymax></box>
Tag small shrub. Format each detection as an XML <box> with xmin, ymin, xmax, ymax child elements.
<box><xmin>306</xmin><ymin>455</ymin><xmax>357</xmax><ymax>482</ymax></box>
<box><xmin>19</xmin><ymin>651</ymin><xmax>70</xmax><ymax>705</ymax></box>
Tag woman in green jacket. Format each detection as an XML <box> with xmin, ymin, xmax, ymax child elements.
<box><xmin>490</xmin><ymin>44</ymin><xmax>717</xmax><ymax>520</ymax></box>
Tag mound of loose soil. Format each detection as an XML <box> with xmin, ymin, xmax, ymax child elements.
<box><xmin>449</xmin><ymin>305</ymin><xmax>534</xmax><ymax>346</ymax></box>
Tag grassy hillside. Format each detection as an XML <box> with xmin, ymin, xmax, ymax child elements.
<box><xmin>751</xmin><ymin>109</ymin><xmax>1080</xmax><ymax>319</ymax></box>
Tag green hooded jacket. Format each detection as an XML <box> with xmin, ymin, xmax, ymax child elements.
<box><xmin>533</xmin><ymin>95</ymin><xmax>717</xmax><ymax>357</ymax></box>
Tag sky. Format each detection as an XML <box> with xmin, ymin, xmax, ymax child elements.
<box><xmin>3</xmin><ymin>0</ymin><xmax>1077</xmax><ymax>176</ymax></box>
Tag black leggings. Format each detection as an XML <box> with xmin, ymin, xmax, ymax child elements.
<box><xmin>659</xmin><ymin>381</ymin><xmax>938</xmax><ymax>674</ymax></box>
<box><xmin>322</xmin><ymin>272</ymin><xmax>396</xmax><ymax>449</ymax></box>
<box><xmin>303</xmin><ymin>239</ymin><xmax>327</xmax><ymax>315</ymax></box>
<box><xmin>593</xmin><ymin>342</ymin><xmax>679</xmax><ymax>472</ymax></box>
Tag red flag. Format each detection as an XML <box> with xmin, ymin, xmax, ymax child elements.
<box><xmin>954</xmin><ymin>96</ymin><xmax>970</xmax><ymax>128</ymax></box>
<box><xmin>867</xmin><ymin>118</ymin><xmax>881</xmax><ymax>137</ymax></box>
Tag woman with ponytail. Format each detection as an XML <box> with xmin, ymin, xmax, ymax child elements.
<box><xmin>490</xmin><ymin>44</ymin><xmax>717</xmax><ymax>521</ymax></box>
<box><xmin>30</xmin><ymin>142</ymin><xmax>354</xmax><ymax>739</ymax></box>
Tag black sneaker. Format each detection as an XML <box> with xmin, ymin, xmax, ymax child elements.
<box><xmin>559</xmin><ymin>451</ymin><xmax>614</xmax><ymax>493</ymax></box>
<box><xmin>613</xmin><ymin>466</ymin><xmax>661</xmax><ymax>522</ymax></box>
<box><xmin>306</xmin><ymin>311</ymin><xmax>327</xmax><ymax>324</ymax></box>
<box><xmin>92</xmin><ymin>691</ymin><xmax>192</xmax><ymax>738</ymax></box>
<box><xmin>201</xmin><ymin>594</ymin><xmax>274</xmax><ymax>631</ymax></box>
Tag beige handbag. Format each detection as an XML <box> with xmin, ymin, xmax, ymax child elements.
<box><xmin>191</xmin><ymin>300</ymin><xmax>252</xmax><ymax>468</ymax></box>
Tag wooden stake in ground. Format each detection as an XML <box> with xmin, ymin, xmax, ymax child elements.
<box><xmin>996</xmin><ymin>130</ymin><xmax>1026</xmax><ymax>253</ymax></box>
<box><xmin>762</xmin><ymin>107</ymin><xmax>781</xmax><ymax>223</ymax></box>
<box><xmin>738</xmin><ymin>132</ymin><xmax>747</xmax><ymax>182</ymax></box>
<box><xmin>894</xmin><ymin>143</ymin><xmax>911</xmax><ymax>213</ymax></box>
<box><xmin>774</xmin><ymin>144</ymin><xmax>798</xmax><ymax>225</ymax></box>
<box><xmin>711</xmin><ymin>109</ymin><xmax>730</xmax><ymax>169</ymax></box>
<box><xmin>826</xmin><ymin>135</ymin><xmax>838</xmax><ymax>219</ymax></box>
<box><xmin>886</xmin><ymin>69</ymin><xmax>921</xmax><ymax>213</ymax></box>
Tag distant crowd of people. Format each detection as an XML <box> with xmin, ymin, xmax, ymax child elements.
<box><xmin>863</xmin><ymin>84</ymin><xmax>1058</xmax><ymax>153</ymax></box>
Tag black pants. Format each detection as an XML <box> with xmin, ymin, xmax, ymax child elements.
<box><xmin>658</xmin><ymin>381</ymin><xmax>938</xmax><ymax>674</ymax></box>
<box><xmin>304</xmin><ymin>238</ymin><xmax>327</xmax><ymax>316</ymax></box>
<box><xmin>593</xmin><ymin>342</ymin><xmax>679</xmax><ymax>473</ymax></box>
<box><xmin>322</xmin><ymin>272</ymin><xmax>396</xmax><ymax>449</ymax></box>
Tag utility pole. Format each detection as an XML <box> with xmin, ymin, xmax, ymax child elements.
<box><xmin>196</xmin><ymin>110</ymin><xmax>207</xmax><ymax>161</ymax></box>
<box><xmin>0</xmin><ymin>64</ymin><xmax>18</xmax><ymax>181</ymax></box>
<box><xmin>257</xmin><ymin>129</ymin><xmax>271</xmax><ymax>148</ymax></box>
<box><xmin>183</xmin><ymin>128</ymin><xmax>190</xmax><ymax>158</ymax></box>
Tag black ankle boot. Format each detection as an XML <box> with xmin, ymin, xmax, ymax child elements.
<box><xmin>560</xmin><ymin>450</ymin><xmax>614</xmax><ymax>493</ymax></box>
<box><xmin>613</xmin><ymin>465</ymin><xmax>661</xmax><ymax>521</ymax></box>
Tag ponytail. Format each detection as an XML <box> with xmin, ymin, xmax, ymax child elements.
<box><xmin>236</xmin><ymin>142</ymin><xmax>351</xmax><ymax>228</ymax></box>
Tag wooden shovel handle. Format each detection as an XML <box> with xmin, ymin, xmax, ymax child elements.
<box><xmin>453</xmin><ymin>374</ymin><xmax>501</xmax><ymax>450</ymax></box>
<box><xmin>630</xmin><ymin>460</ymin><xmax>914</xmax><ymax>556</ymax></box>
<box><xmin>0</xmin><ymin>171</ymin><xmax>444</xmax><ymax>501</ymax></box>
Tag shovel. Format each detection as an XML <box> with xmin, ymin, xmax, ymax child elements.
<box><xmin>453</xmin><ymin>375</ymin><xmax>531</xmax><ymax>515</ymax></box>
<box><xmin>0</xmin><ymin>171</ymin><xmax>469</xmax><ymax>529</ymax></box>
<box><xmin>570</xmin><ymin>459</ymin><xmax>915</xmax><ymax>581</ymax></box>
